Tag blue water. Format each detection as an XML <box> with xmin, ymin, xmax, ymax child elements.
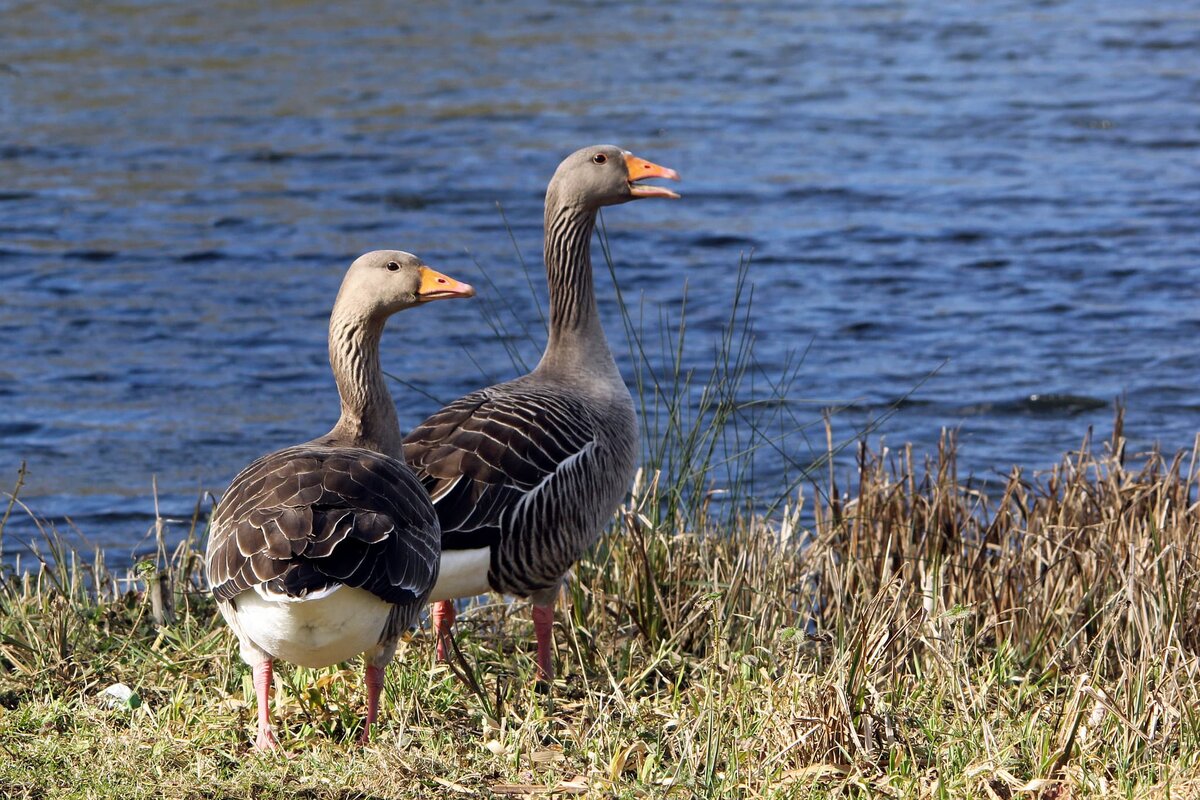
<box><xmin>2</xmin><ymin>1</ymin><xmax>1198</xmax><ymax>559</ymax></box>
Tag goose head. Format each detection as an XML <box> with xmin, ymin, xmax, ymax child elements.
<box><xmin>548</xmin><ymin>144</ymin><xmax>680</xmax><ymax>210</ymax></box>
<box><xmin>334</xmin><ymin>250</ymin><xmax>476</xmax><ymax>320</ymax></box>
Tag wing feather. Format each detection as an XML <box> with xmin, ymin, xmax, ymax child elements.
<box><xmin>403</xmin><ymin>381</ymin><xmax>598</xmax><ymax>551</ymax></box>
<box><xmin>206</xmin><ymin>445</ymin><xmax>439</xmax><ymax>607</ymax></box>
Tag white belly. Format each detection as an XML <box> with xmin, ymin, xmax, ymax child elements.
<box><xmin>231</xmin><ymin>585</ymin><xmax>392</xmax><ymax>669</ymax></box>
<box><xmin>429</xmin><ymin>547</ymin><xmax>492</xmax><ymax>602</ymax></box>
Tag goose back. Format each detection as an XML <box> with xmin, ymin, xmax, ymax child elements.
<box><xmin>207</xmin><ymin>443</ymin><xmax>440</xmax><ymax>613</ymax></box>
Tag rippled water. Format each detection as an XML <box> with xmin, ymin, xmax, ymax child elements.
<box><xmin>2</xmin><ymin>1</ymin><xmax>1198</xmax><ymax>558</ymax></box>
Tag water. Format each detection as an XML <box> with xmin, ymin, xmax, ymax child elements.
<box><xmin>2</xmin><ymin>1</ymin><xmax>1198</xmax><ymax>559</ymax></box>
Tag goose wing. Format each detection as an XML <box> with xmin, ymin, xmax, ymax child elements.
<box><xmin>402</xmin><ymin>383</ymin><xmax>598</xmax><ymax>550</ymax></box>
<box><xmin>206</xmin><ymin>445</ymin><xmax>440</xmax><ymax>606</ymax></box>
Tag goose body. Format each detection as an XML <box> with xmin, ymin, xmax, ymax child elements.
<box><xmin>205</xmin><ymin>251</ymin><xmax>474</xmax><ymax>749</ymax></box>
<box><xmin>403</xmin><ymin>145</ymin><xmax>679</xmax><ymax>681</ymax></box>
<box><xmin>412</xmin><ymin>374</ymin><xmax>637</xmax><ymax>602</ymax></box>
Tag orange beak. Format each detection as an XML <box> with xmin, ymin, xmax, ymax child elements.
<box><xmin>417</xmin><ymin>266</ymin><xmax>476</xmax><ymax>301</ymax></box>
<box><xmin>625</xmin><ymin>153</ymin><xmax>681</xmax><ymax>199</ymax></box>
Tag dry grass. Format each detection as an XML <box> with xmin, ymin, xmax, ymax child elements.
<box><xmin>2</xmin><ymin>412</ymin><xmax>1199</xmax><ymax>799</ymax></box>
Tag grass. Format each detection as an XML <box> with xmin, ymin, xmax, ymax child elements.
<box><xmin>2</xmin><ymin>412</ymin><xmax>1199</xmax><ymax>799</ymax></box>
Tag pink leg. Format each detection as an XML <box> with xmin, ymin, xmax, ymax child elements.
<box><xmin>532</xmin><ymin>603</ymin><xmax>555</xmax><ymax>683</ymax></box>
<box><xmin>253</xmin><ymin>658</ymin><xmax>279</xmax><ymax>751</ymax></box>
<box><xmin>359</xmin><ymin>663</ymin><xmax>385</xmax><ymax>745</ymax></box>
<box><xmin>431</xmin><ymin>599</ymin><xmax>456</xmax><ymax>662</ymax></box>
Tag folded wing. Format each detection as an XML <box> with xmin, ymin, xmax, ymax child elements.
<box><xmin>206</xmin><ymin>445</ymin><xmax>440</xmax><ymax>606</ymax></box>
<box><xmin>403</xmin><ymin>382</ymin><xmax>598</xmax><ymax>551</ymax></box>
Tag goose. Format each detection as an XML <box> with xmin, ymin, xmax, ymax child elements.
<box><xmin>205</xmin><ymin>250</ymin><xmax>475</xmax><ymax>750</ymax></box>
<box><xmin>403</xmin><ymin>145</ymin><xmax>680</xmax><ymax>682</ymax></box>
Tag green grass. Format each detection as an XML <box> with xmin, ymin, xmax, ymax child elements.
<box><xmin>2</xmin><ymin>416</ymin><xmax>1199</xmax><ymax>798</ymax></box>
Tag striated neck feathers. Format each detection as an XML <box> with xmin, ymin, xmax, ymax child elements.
<box><xmin>325</xmin><ymin>307</ymin><xmax>403</xmax><ymax>457</ymax></box>
<box><xmin>537</xmin><ymin>186</ymin><xmax>617</xmax><ymax>376</ymax></box>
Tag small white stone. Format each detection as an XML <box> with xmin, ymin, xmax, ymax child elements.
<box><xmin>99</xmin><ymin>683</ymin><xmax>141</xmax><ymax>709</ymax></box>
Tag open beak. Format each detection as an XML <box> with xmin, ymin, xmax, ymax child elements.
<box><xmin>625</xmin><ymin>153</ymin><xmax>681</xmax><ymax>199</ymax></box>
<box><xmin>417</xmin><ymin>266</ymin><xmax>476</xmax><ymax>301</ymax></box>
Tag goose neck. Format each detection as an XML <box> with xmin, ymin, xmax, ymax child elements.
<box><xmin>326</xmin><ymin>308</ymin><xmax>403</xmax><ymax>457</ymax></box>
<box><xmin>541</xmin><ymin>201</ymin><xmax>612</xmax><ymax>369</ymax></box>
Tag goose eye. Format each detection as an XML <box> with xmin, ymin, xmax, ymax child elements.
<box><xmin>386</xmin><ymin>261</ymin><xmax>400</xmax><ymax>272</ymax></box>
<box><xmin>592</xmin><ymin>153</ymin><xmax>607</xmax><ymax>165</ymax></box>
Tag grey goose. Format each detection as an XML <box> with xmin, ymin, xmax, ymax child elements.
<box><xmin>403</xmin><ymin>145</ymin><xmax>680</xmax><ymax>682</ymax></box>
<box><xmin>205</xmin><ymin>251</ymin><xmax>475</xmax><ymax>749</ymax></box>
